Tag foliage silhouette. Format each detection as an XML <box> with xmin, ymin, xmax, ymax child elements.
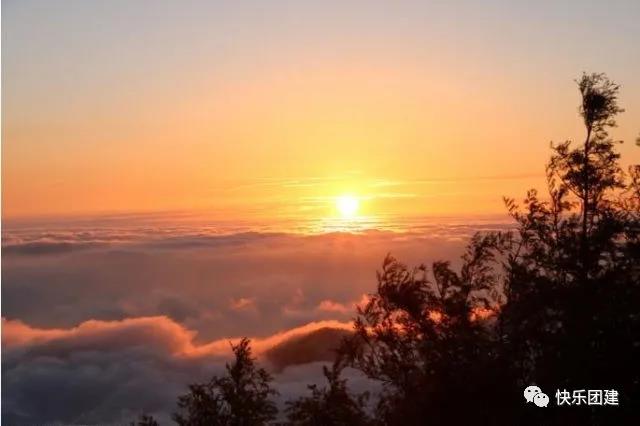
<box><xmin>497</xmin><ymin>73</ymin><xmax>640</xmax><ymax>424</ymax></box>
<box><xmin>173</xmin><ymin>338</ymin><xmax>278</xmax><ymax>426</ymax></box>
<box><xmin>284</xmin><ymin>359</ymin><xmax>372</xmax><ymax>426</ymax></box>
<box><xmin>339</xmin><ymin>236</ymin><xmax>511</xmax><ymax>425</ymax></box>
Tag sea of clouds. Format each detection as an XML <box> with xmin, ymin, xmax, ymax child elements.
<box><xmin>2</xmin><ymin>216</ymin><xmax>510</xmax><ymax>424</ymax></box>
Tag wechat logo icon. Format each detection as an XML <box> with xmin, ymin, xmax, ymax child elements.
<box><xmin>524</xmin><ymin>385</ymin><xmax>549</xmax><ymax>407</ymax></box>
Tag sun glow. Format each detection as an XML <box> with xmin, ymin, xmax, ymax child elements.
<box><xmin>336</xmin><ymin>195</ymin><xmax>360</xmax><ymax>218</ymax></box>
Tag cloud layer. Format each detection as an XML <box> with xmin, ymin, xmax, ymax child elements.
<box><xmin>2</xmin><ymin>315</ymin><xmax>355</xmax><ymax>425</ymax></box>
<box><xmin>2</xmin><ymin>219</ymin><xmax>510</xmax><ymax>424</ymax></box>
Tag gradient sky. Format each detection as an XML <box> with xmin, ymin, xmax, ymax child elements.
<box><xmin>3</xmin><ymin>0</ymin><xmax>640</xmax><ymax>220</ymax></box>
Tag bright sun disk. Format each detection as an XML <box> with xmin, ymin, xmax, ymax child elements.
<box><xmin>336</xmin><ymin>195</ymin><xmax>359</xmax><ymax>218</ymax></box>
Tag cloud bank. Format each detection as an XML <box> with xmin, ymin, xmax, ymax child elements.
<box><xmin>2</xmin><ymin>219</ymin><xmax>510</xmax><ymax>424</ymax></box>
<box><xmin>2</xmin><ymin>316</ymin><xmax>354</xmax><ymax>424</ymax></box>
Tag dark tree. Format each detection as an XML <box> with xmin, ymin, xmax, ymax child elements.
<box><xmin>498</xmin><ymin>73</ymin><xmax>639</xmax><ymax>424</ymax></box>
<box><xmin>340</xmin><ymin>234</ymin><xmax>512</xmax><ymax>425</ymax></box>
<box><xmin>284</xmin><ymin>359</ymin><xmax>371</xmax><ymax>426</ymax></box>
<box><xmin>173</xmin><ymin>338</ymin><xmax>278</xmax><ymax>426</ymax></box>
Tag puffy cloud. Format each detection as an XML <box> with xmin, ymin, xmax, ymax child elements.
<box><xmin>2</xmin><ymin>316</ymin><xmax>216</xmax><ymax>425</ymax></box>
<box><xmin>315</xmin><ymin>294</ymin><xmax>370</xmax><ymax>314</ymax></box>
<box><xmin>316</xmin><ymin>299</ymin><xmax>352</xmax><ymax>313</ymax></box>
<box><xmin>3</xmin><ymin>316</ymin><xmax>198</xmax><ymax>356</ymax></box>
<box><xmin>2</xmin><ymin>318</ymin><xmax>69</xmax><ymax>346</ymax></box>
<box><xmin>264</xmin><ymin>327</ymin><xmax>352</xmax><ymax>372</ymax></box>
<box><xmin>2</xmin><ymin>316</ymin><xmax>354</xmax><ymax>425</ymax></box>
<box><xmin>229</xmin><ymin>297</ymin><xmax>256</xmax><ymax>311</ymax></box>
<box><xmin>2</xmin><ymin>316</ymin><xmax>353</xmax><ymax>359</ymax></box>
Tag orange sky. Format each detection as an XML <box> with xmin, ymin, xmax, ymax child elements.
<box><xmin>3</xmin><ymin>1</ymin><xmax>639</xmax><ymax>221</ymax></box>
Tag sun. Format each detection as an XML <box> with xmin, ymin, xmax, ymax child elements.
<box><xmin>336</xmin><ymin>195</ymin><xmax>360</xmax><ymax>218</ymax></box>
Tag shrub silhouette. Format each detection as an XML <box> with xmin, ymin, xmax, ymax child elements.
<box><xmin>173</xmin><ymin>338</ymin><xmax>278</xmax><ymax>426</ymax></box>
<box><xmin>284</xmin><ymin>359</ymin><xmax>372</xmax><ymax>426</ymax></box>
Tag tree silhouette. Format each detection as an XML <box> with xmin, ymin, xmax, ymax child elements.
<box><xmin>284</xmin><ymin>359</ymin><xmax>371</xmax><ymax>426</ymax></box>
<box><xmin>340</xmin><ymin>234</ymin><xmax>513</xmax><ymax>425</ymax></box>
<box><xmin>173</xmin><ymin>338</ymin><xmax>278</xmax><ymax>426</ymax></box>
<box><xmin>498</xmin><ymin>73</ymin><xmax>640</xmax><ymax>424</ymax></box>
